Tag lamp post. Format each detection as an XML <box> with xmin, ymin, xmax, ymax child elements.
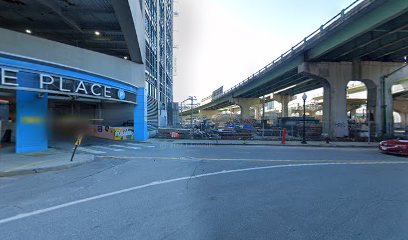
<box><xmin>301</xmin><ymin>93</ymin><xmax>307</xmax><ymax>144</ymax></box>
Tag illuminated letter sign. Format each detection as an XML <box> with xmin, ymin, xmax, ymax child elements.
<box><xmin>0</xmin><ymin>67</ymin><xmax>133</xmax><ymax>103</ymax></box>
<box><xmin>104</xmin><ymin>86</ymin><xmax>112</xmax><ymax>98</ymax></box>
<box><xmin>39</xmin><ymin>74</ymin><xmax>54</xmax><ymax>89</ymax></box>
<box><xmin>75</xmin><ymin>81</ymin><xmax>88</xmax><ymax>94</ymax></box>
<box><xmin>91</xmin><ymin>84</ymin><xmax>102</xmax><ymax>96</ymax></box>
<box><xmin>1</xmin><ymin>68</ymin><xmax>18</xmax><ymax>86</ymax></box>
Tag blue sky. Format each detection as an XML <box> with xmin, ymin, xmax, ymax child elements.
<box><xmin>173</xmin><ymin>0</ymin><xmax>357</xmax><ymax>102</ymax></box>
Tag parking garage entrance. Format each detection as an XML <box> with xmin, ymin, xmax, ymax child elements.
<box><xmin>0</xmin><ymin>58</ymin><xmax>145</xmax><ymax>153</ymax></box>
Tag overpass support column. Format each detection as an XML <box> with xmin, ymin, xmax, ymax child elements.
<box><xmin>232</xmin><ymin>98</ymin><xmax>261</xmax><ymax>121</ymax></box>
<box><xmin>273</xmin><ymin>94</ymin><xmax>291</xmax><ymax>117</ymax></box>
<box><xmin>399</xmin><ymin>112</ymin><xmax>407</xmax><ymax>128</ymax></box>
<box><xmin>394</xmin><ymin>99</ymin><xmax>408</xmax><ymax>131</ymax></box>
<box><xmin>254</xmin><ymin>104</ymin><xmax>263</xmax><ymax>120</ymax></box>
<box><xmin>299</xmin><ymin>62</ymin><xmax>351</xmax><ymax>138</ymax></box>
<box><xmin>381</xmin><ymin>65</ymin><xmax>408</xmax><ymax>136</ymax></box>
<box><xmin>300</xmin><ymin>61</ymin><xmax>403</xmax><ymax>138</ymax></box>
<box><xmin>199</xmin><ymin>109</ymin><xmax>219</xmax><ymax>121</ymax></box>
<box><xmin>361</xmin><ymin>61</ymin><xmax>405</xmax><ymax>137</ymax></box>
<box><xmin>322</xmin><ymin>84</ymin><xmax>331</xmax><ymax>135</ymax></box>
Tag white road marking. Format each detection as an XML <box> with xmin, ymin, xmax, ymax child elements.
<box><xmin>0</xmin><ymin>161</ymin><xmax>406</xmax><ymax>225</ymax></box>
<box><xmin>92</xmin><ymin>146</ymin><xmax>124</xmax><ymax>152</ymax></box>
<box><xmin>76</xmin><ymin>147</ymin><xmax>106</xmax><ymax>154</ymax></box>
<box><xmin>126</xmin><ymin>143</ymin><xmax>155</xmax><ymax>148</ymax></box>
<box><xmin>109</xmin><ymin>144</ymin><xmax>141</xmax><ymax>150</ymax></box>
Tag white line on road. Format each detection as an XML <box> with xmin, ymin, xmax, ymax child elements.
<box><xmin>109</xmin><ymin>144</ymin><xmax>141</xmax><ymax>150</ymax></box>
<box><xmin>126</xmin><ymin>143</ymin><xmax>155</xmax><ymax>148</ymax></box>
<box><xmin>92</xmin><ymin>146</ymin><xmax>125</xmax><ymax>152</ymax></box>
<box><xmin>0</xmin><ymin>161</ymin><xmax>407</xmax><ymax>225</ymax></box>
<box><xmin>77</xmin><ymin>147</ymin><xmax>106</xmax><ymax>154</ymax></box>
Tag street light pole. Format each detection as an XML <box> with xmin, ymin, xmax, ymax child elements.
<box><xmin>301</xmin><ymin>93</ymin><xmax>307</xmax><ymax>144</ymax></box>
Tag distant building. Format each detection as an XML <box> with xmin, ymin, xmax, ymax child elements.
<box><xmin>144</xmin><ymin>0</ymin><xmax>174</xmax><ymax>134</ymax></box>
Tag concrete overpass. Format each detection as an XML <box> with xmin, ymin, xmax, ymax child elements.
<box><xmin>186</xmin><ymin>0</ymin><xmax>408</xmax><ymax>138</ymax></box>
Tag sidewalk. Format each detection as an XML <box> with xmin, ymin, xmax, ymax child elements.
<box><xmin>0</xmin><ymin>147</ymin><xmax>94</xmax><ymax>177</ymax></box>
<box><xmin>150</xmin><ymin>138</ymin><xmax>379</xmax><ymax>148</ymax></box>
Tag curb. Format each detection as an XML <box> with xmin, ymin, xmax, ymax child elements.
<box><xmin>0</xmin><ymin>155</ymin><xmax>95</xmax><ymax>177</ymax></box>
<box><xmin>174</xmin><ymin>142</ymin><xmax>379</xmax><ymax>148</ymax></box>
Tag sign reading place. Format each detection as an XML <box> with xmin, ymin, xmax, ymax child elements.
<box><xmin>0</xmin><ymin>67</ymin><xmax>131</xmax><ymax>102</ymax></box>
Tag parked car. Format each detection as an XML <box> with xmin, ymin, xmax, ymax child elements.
<box><xmin>379</xmin><ymin>139</ymin><xmax>408</xmax><ymax>156</ymax></box>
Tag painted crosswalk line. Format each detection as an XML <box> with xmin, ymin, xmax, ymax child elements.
<box><xmin>92</xmin><ymin>146</ymin><xmax>125</xmax><ymax>152</ymax></box>
<box><xmin>77</xmin><ymin>147</ymin><xmax>106</xmax><ymax>154</ymax></box>
<box><xmin>125</xmin><ymin>143</ymin><xmax>155</xmax><ymax>148</ymax></box>
<box><xmin>109</xmin><ymin>144</ymin><xmax>141</xmax><ymax>150</ymax></box>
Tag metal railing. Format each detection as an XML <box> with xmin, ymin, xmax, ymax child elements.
<box><xmin>204</xmin><ymin>0</ymin><xmax>368</xmax><ymax>103</ymax></box>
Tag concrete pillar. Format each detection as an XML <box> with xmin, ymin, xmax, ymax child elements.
<box><xmin>300</xmin><ymin>61</ymin><xmax>403</xmax><ymax>138</ymax></box>
<box><xmin>272</xmin><ymin>94</ymin><xmax>291</xmax><ymax>117</ymax></box>
<box><xmin>253</xmin><ymin>104</ymin><xmax>262</xmax><ymax>120</ymax></box>
<box><xmin>394</xmin><ymin>100</ymin><xmax>408</xmax><ymax>132</ymax></box>
<box><xmin>349</xmin><ymin>109</ymin><xmax>357</xmax><ymax>119</ymax></box>
<box><xmin>361</xmin><ymin>61</ymin><xmax>403</xmax><ymax>137</ymax></box>
<box><xmin>232</xmin><ymin>98</ymin><xmax>261</xmax><ymax>120</ymax></box>
<box><xmin>281</xmin><ymin>95</ymin><xmax>290</xmax><ymax>117</ymax></box>
<box><xmin>231</xmin><ymin>107</ymin><xmax>240</xmax><ymax>115</ymax></box>
<box><xmin>322</xmin><ymin>84</ymin><xmax>330</xmax><ymax>135</ymax></box>
<box><xmin>384</xmin><ymin>86</ymin><xmax>394</xmax><ymax>136</ymax></box>
<box><xmin>383</xmin><ymin>64</ymin><xmax>408</xmax><ymax>136</ymax></box>
<box><xmin>399</xmin><ymin>112</ymin><xmax>407</xmax><ymax>127</ymax></box>
<box><xmin>299</xmin><ymin>62</ymin><xmax>350</xmax><ymax>138</ymax></box>
<box><xmin>199</xmin><ymin>109</ymin><xmax>218</xmax><ymax>121</ymax></box>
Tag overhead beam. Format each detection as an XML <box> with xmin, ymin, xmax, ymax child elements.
<box><xmin>355</xmin><ymin>34</ymin><xmax>408</xmax><ymax>59</ymax></box>
<box><xmin>368</xmin><ymin>41</ymin><xmax>408</xmax><ymax>59</ymax></box>
<box><xmin>111</xmin><ymin>0</ymin><xmax>145</xmax><ymax>64</ymax></box>
<box><xmin>308</xmin><ymin>0</ymin><xmax>408</xmax><ymax>59</ymax></box>
<box><xmin>333</xmin><ymin>20</ymin><xmax>408</xmax><ymax>60</ymax></box>
<box><xmin>278</xmin><ymin>81</ymin><xmax>323</xmax><ymax>96</ymax></box>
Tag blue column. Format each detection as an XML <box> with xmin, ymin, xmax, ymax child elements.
<box><xmin>16</xmin><ymin>72</ymin><xmax>48</xmax><ymax>153</ymax></box>
<box><xmin>134</xmin><ymin>87</ymin><xmax>148</xmax><ymax>141</ymax></box>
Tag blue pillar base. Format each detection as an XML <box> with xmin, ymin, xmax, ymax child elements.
<box><xmin>134</xmin><ymin>88</ymin><xmax>148</xmax><ymax>141</ymax></box>
<box><xmin>16</xmin><ymin>72</ymin><xmax>48</xmax><ymax>153</ymax></box>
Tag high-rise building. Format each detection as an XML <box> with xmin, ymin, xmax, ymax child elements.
<box><xmin>144</xmin><ymin>0</ymin><xmax>173</xmax><ymax>134</ymax></box>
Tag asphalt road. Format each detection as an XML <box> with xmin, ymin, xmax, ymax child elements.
<box><xmin>0</xmin><ymin>142</ymin><xmax>407</xmax><ymax>240</ymax></box>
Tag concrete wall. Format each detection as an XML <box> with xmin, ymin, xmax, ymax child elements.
<box><xmin>0</xmin><ymin>28</ymin><xmax>144</xmax><ymax>88</ymax></box>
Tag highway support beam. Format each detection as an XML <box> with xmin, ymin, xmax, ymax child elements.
<box><xmin>300</xmin><ymin>62</ymin><xmax>350</xmax><ymax>138</ymax></box>
<box><xmin>394</xmin><ymin>100</ymin><xmax>408</xmax><ymax>131</ymax></box>
<box><xmin>199</xmin><ymin>109</ymin><xmax>219</xmax><ymax>121</ymax></box>
<box><xmin>231</xmin><ymin>98</ymin><xmax>262</xmax><ymax>121</ymax></box>
<box><xmin>272</xmin><ymin>94</ymin><xmax>292</xmax><ymax>117</ymax></box>
<box><xmin>397</xmin><ymin>111</ymin><xmax>407</xmax><ymax>129</ymax></box>
<box><xmin>383</xmin><ymin>65</ymin><xmax>408</xmax><ymax>137</ymax></box>
<box><xmin>299</xmin><ymin>61</ymin><xmax>403</xmax><ymax>139</ymax></box>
